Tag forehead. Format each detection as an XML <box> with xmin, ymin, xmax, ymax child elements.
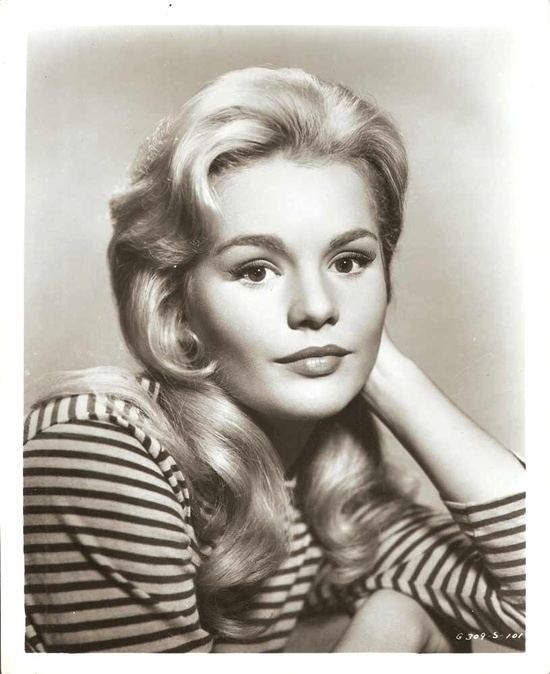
<box><xmin>211</xmin><ymin>156</ymin><xmax>377</xmax><ymax>244</ymax></box>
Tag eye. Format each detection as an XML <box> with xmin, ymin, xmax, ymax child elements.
<box><xmin>232</xmin><ymin>261</ymin><xmax>279</xmax><ymax>285</ymax></box>
<box><xmin>330</xmin><ymin>252</ymin><xmax>375</xmax><ymax>275</ymax></box>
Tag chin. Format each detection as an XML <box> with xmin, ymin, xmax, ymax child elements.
<box><xmin>263</xmin><ymin>385</ymin><xmax>363</xmax><ymax>422</ymax></box>
<box><xmin>225</xmin><ymin>366</ymin><xmax>370</xmax><ymax>423</ymax></box>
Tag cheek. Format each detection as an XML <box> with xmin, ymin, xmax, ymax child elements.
<box><xmin>187</xmin><ymin>279</ymin><xmax>268</xmax><ymax>365</ymax></box>
<box><xmin>346</xmin><ymin>277</ymin><xmax>387</xmax><ymax>334</ymax></box>
<box><xmin>342</xmin><ymin>279</ymin><xmax>387</xmax><ymax>373</ymax></box>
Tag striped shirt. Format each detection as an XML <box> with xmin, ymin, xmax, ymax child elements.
<box><xmin>23</xmin><ymin>377</ymin><xmax>525</xmax><ymax>653</ymax></box>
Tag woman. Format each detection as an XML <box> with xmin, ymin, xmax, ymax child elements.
<box><xmin>23</xmin><ymin>66</ymin><xmax>525</xmax><ymax>653</ymax></box>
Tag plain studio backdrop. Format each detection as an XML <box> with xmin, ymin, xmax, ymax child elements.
<box><xmin>24</xmin><ymin>26</ymin><xmax>523</xmax><ymax>650</ymax></box>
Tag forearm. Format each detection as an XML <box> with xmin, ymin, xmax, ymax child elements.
<box><xmin>363</xmin><ymin>343</ymin><xmax>524</xmax><ymax>503</ymax></box>
<box><xmin>333</xmin><ymin>590</ymin><xmax>453</xmax><ymax>653</ymax></box>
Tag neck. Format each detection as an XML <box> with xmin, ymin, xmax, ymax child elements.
<box><xmin>252</xmin><ymin>413</ymin><xmax>317</xmax><ymax>474</ymax></box>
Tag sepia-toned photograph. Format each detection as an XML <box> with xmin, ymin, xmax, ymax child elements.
<box><xmin>21</xmin><ymin>23</ymin><xmax>528</xmax><ymax>658</ymax></box>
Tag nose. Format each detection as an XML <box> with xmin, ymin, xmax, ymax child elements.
<box><xmin>287</xmin><ymin>269</ymin><xmax>339</xmax><ymax>330</ymax></box>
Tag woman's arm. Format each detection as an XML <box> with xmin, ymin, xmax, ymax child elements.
<box><xmin>333</xmin><ymin>590</ymin><xmax>454</xmax><ymax>652</ymax></box>
<box><xmin>362</xmin><ymin>330</ymin><xmax>525</xmax><ymax>503</ymax></box>
<box><xmin>348</xmin><ymin>331</ymin><xmax>525</xmax><ymax>650</ymax></box>
<box><xmin>24</xmin><ymin>400</ymin><xmax>214</xmax><ymax>653</ymax></box>
<box><xmin>286</xmin><ymin>590</ymin><xmax>456</xmax><ymax>652</ymax></box>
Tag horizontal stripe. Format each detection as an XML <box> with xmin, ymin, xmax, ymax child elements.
<box><xmin>270</xmin><ymin>556</ymin><xmax>322</xmax><ymax>579</ymax></box>
<box><xmin>26</xmin><ymin>586</ymin><xmax>197</xmax><ymax>614</ymax></box>
<box><xmin>161</xmin><ymin>634</ymin><xmax>213</xmax><ymax>652</ymax></box>
<box><xmin>24</xmin><ymin>466</ymin><xmax>181</xmax><ymax>506</ymax></box>
<box><xmin>465</xmin><ymin>507</ymin><xmax>525</xmax><ymax>529</ymax></box>
<box><xmin>67</xmin><ymin>418</ymin><xmax>140</xmax><ymax>433</ymax></box>
<box><xmin>244</xmin><ymin>605</ymin><xmax>304</xmax><ymax>627</ymax></box>
<box><xmin>261</xmin><ymin>569</ymin><xmax>319</xmax><ymax>594</ymax></box>
<box><xmin>24</xmin><ymin>523</ymin><xmax>189</xmax><ymax>550</ymax></box>
<box><xmin>47</xmin><ymin>620</ymin><xmax>205</xmax><ymax>652</ymax></box>
<box><xmin>490</xmin><ymin>557</ymin><xmax>525</xmax><ymax>569</ymax></box>
<box><xmin>25</xmin><ymin>542</ymin><xmax>189</xmax><ymax>566</ymax></box>
<box><xmin>26</xmin><ymin>560</ymin><xmax>97</xmax><ymax>574</ymax></box>
<box><xmin>24</xmin><ymin>448</ymin><xmax>178</xmax><ymax>492</ymax></box>
<box><xmin>450</xmin><ymin>492</ymin><xmax>525</xmax><ymax>516</ymax></box>
<box><xmin>476</xmin><ymin>540</ymin><xmax>525</xmax><ymax>554</ymax></box>
<box><xmin>26</xmin><ymin>566</ymin><xmax>196</xmax><ymax>586</ymax></box>
<box><xmin>473</xmin><ymin>524</ymin><xmax>525</xmax><ymax>544</ymax></box>
<box><xmin>39</xmin><ymin>605</ymin><xmax>198</xmax><ymax>633</ymax></box>
<box><xmin>26</xmin><ymin>579</ymin><xmax>121</xmax><ymax>594</ymax></box>
<box><xmin>27</xmin><ymin>429</ymin><xmax>146</xmax><ymax>456</ymax></box>
<box><xmin>23</xmin><ymin>504</ymin><xmax>187</xmax><ymax>535</ymax></box>
<box><xmin>285</xmin><ymin>540</ymin><xmax>317</xmax><ymax>559</ymax></box>
<box><xmin>24</xmin><ymin>486</ymin><xmax>184</xmax><ymax>522</ymax></box>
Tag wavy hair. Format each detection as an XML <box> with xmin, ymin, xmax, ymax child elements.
<box><xmin>34</xmin><ymin>67</ymin><xmax>412</xmax><ymax>638</ymax></box>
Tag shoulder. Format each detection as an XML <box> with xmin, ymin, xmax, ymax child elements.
<box><xmin>24</xmin><ymin>374</ymin><xmax>160</xmax><ymax>447</ymax></box>
<box><xmin>23</xmin><ymin>375</ymin><xmax>193</xmax><ymax>526</ymax></box>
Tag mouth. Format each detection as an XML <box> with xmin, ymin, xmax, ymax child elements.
<box><xmin>274</xmin><ymin>345</ymin><xmax>352</xmax><ymax>378</ymax></box>
<box><xmin>274</xmin><ymin>345</ymin><xmax>351</xmax><ymax>364</ymax></box>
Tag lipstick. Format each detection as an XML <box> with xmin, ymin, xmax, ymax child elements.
<box><xmin>274</xmin><ymin>345</ymin><xmax>351</xmax><ymax>378</ymax></box>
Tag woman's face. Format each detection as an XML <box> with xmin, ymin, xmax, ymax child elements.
<box><xmin>187</xmin><ymin>155</ymin><xmax>388</xmax><ymax>422</ymax></box>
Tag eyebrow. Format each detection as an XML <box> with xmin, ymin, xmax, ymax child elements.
<box><xmin>214</xmin><ymin>227</ymin><xmax>378</xmax><ymax>256</ymax></box>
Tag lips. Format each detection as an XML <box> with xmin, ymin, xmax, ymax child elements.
<box><xmin>274</xmin><ymin>345</ymin><xmax>351</xmax><ymax>364</ymax></box>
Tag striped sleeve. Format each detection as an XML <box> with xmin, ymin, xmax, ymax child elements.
<box><xmin>317</xmin><ymin>493</ymin><xmax>525</xmax><ymax>650</ymax></box>
<box><xmin>24</xmin><ymin>413</ymin><xmax>213</xmax><ymax>653</ymax></box>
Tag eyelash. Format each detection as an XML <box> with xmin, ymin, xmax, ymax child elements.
<box><xmin>230</xmin><ymin>260</ymin><xmax>280</xmax><ymax>285</ymax></box>
<box><xmin>230</xmin><ymin>251</ymin><xmax>376</xmax><ymax>285</ymax></box>
<box><xmin>330</xmin><ymin>251</ymin><xmax>376</xmax><ymax>274</ymax></box>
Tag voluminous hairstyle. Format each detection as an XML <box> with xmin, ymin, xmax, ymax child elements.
<box><xmin>37</xmin><ymin>67</ymin><xmax>412</xmax><ymax>639</ymax></box>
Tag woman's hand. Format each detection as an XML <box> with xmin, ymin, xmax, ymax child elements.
<box><xmin>334</xmin><ymin>589</ymin><xmax>453</xmax><ymax>652</ymax></box>
<box><xmin>361</xmin><ymin>328</ymin><xmax>525</xmax><ymax>503</ymax></box>
<box><xmin>362</xmin><ymin>328</ymin><xmax>411</xmax><ymax>411</ymax></box>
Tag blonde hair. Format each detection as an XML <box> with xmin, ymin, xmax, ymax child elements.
<box><xmin>35</xmin><ymin>67</ymin><xmax>412</xmax><ymax>639</ymax></box>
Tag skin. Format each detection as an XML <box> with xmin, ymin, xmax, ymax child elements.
<box><xmin>285</xmin><ymin>590</ymin><xmax>453</xmax><ymax>653</ymax></box>
<box><xmin>333</xmin><ymin>590</ymin><xmax>454</xmax><ymax>652</ymax></box>
<box><xmin>363</xmin><ymin>330</ymin><xmax>524</xmax><ymax>503</ymax></box>
<box><xmin>185</xmin><ymin>153</ymin><xmax>525</xmax><ymax>651</ymax></box>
